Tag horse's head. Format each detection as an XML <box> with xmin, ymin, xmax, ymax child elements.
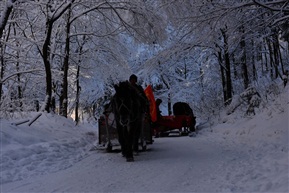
<box><xmin>113</xmin><ymin>81</ymin><xmax>135</xmax><ymax>126</ymax></box>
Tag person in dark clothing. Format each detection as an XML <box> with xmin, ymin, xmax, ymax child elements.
<box><xmin>128</xmin><ymin>74</ymin><xmax>149</xmax><ymax>152</ymax></box>
<box><xmin>129</xmin><ymin>74</ymin><xmax>149</xmax><ymax>113</ymax></box>
<box><xmin>129</xmin><ymin>74</ymin><xmax>138</xmax><ymax>86</ymax></box>
<box><xmin>151</xmin><ymin>98</ymin><xmax>164</xmax><ymax>138</ymax></box>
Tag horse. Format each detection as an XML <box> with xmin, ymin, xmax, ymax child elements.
<box><xmin>111</xmin><ymin>81</ymin><xmax>144</xmax><ymax>162</ymax></box>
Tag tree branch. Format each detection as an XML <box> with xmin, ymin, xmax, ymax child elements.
<box><xmin>0</xmin><ymin>69</ymin><xmax>43</xmax><ymax>83</ymax></box>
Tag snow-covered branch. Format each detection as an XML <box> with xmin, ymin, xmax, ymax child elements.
<box><xmin>0</xmin><ymin>0</ymin><xmax>17</xmax><ymax>38</ymax></box>
<box><xmin>70</xmin><ymin>1</ymin><xmax>108</xmax><ymax>24</ymax></box>
<box><xmin>253</xmin><ymin>0</ymin><xmax>289</xmax><ymax>13</ymax></box>
<box><xmin>0</xmin><ymin>69</ymin><xmax>43</xmax><ymax>84</ymax></box>
<box><xmin>50</xmin><ymin>0</ymin><xmax>75</xmax><ymax>22</ymax></box>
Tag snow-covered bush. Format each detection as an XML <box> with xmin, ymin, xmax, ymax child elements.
<box><xmin>227</xmin><ymin>86</ymin><xmax>262</xmax><ymax>115</ymax></box>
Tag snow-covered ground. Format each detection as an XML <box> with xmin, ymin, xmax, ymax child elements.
<box><xmin>0</xmin><ymin>87</ymin><xmax>288</xmax><ymax>193</ymax></box>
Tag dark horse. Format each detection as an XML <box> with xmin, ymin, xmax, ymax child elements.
<box><xmin>111</xmin><ymin>81</ymin><xmax>144</xmax><ymax>162</ymax></box>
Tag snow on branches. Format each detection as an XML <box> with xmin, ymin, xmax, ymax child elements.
<box><xmin>227</xmin><ymin>86</ymin><xmax>261</xmax><ymax>116</ymax></box>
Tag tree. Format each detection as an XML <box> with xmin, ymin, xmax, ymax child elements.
<box><xmin>220</xmin><ymin>26</ymin><xmax>233</xmax><ymax>105</ymax></box>
<box><xmin>41</xmin><ymin>1</ymin><xmax>75</xmax><ymax>113</ymax></box>
<box><xmin>154</xmin><ymin>0</ymin><xmax>288</xmax><ymax>108</ymax></box>
<box><xmin>0</xmin><ymin>0</ymin><xmax>17</xmax><ymax>103</ymax></box>
<box><xmin>0</xmin><ymin>0</ymin><xmax>16</xmax><ymax>39</ymax></box>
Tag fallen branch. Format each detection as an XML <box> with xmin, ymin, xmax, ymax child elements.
<box><xmin>11</xmin><ymin>119</ymin><xmax>30</xmax><ymax>126</ymax></box>
<box><xmin>28</xmin><ymin>113</ymin><xmax>42</xmax><ymax>126</ymax></box>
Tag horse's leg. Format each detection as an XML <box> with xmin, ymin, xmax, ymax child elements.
<box><xmin>125</xmin><ymin>125</ymin><xmax>134</xmax><ymax>162</ymax></box>
<box><xmin>133</xmin><ymin>118</ymin><xmax>142</xmax><ymax>153</ymax></box>
<box><xmin>117</xmin><ymin>124</ymin><xmax>126</xmax><ymax>157</ymax></box>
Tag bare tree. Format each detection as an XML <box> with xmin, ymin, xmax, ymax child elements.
<box><xmin>0</xmin><ymin>0</ymin><xmax>17</xmax><ymax>103</ymax></box>
<box><xmin>41</xmin><ymin>1</ymin><xmax>75</xmax><ymax>112</ymax></box>
<box><xmin>0</xmin><ymin>0</ymin><xmax>16</xmax><ymax>39</ymax></box>
<box><xmin>56</xmin><ymin>0</ymin><xmax>167</xmax><ymax>118</ymax></box>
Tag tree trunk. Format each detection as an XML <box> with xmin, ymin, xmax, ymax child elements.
<box><xmin>42</xmin><ymin>21</ymin><xmax>53</xmax><ymax>112</ymax></box>
<box><xmin>240</xmin><ymin>26</ymin><xmax>249</xmax><ymax>89</ymax></box>
<box><xmin>0</xmin><ymin>47</ymin><xmax>4</xmax><ymax>102</ymax></box>
<box><xmin>41</xmin><ymin>2</ymin><xmax>73</xmax><ymax>113</ymax></box>
<box><xmin>13</xmin><ymin>25</ymin><xmax>23</xmax><ymax>109</ymax></box>
<box><xmin>161</xmin><ymin>75</ymin><xmax>172</xmax><ymax>115</ymax></box>
<box><xmin>273</xmin><ymin>35</ymin><xmax>280</xmax><ymax>79</ymax></box>
<box><xmin>252</xmin><ymin>40</ymin><xmax>257</xmax><ymax>81</ymax></box>
<box><xmin>59</xmin><ymin>8</ymin><xmax>71</xmax><ymax>117</ymax></box>
<box><xmin>0</xmin><ymin>1</ymin><xmax>15</xmax><ymax>103</ymax></box>
<box><xmin>0</xmin><ymin>0</ymin><xmax>15</xmax><ymax>39</ymax></box>
<box><xmin>75</xmin><ymin>65</ymin><xmax>80</xmax><ymax>124</ymax></box>
<box><xmin>232</xmin><ymin>53</ymin><xmax>238</xmax><ymax>79</ymax></box>
<box><xmin>217</xmin><ymin>49</ymin><xmax>227</xmax><ymax>105</ymax></box>
<box><xmin>266</xmin><ymin>38</ymin><xmax>275</xmax><ymax>79</ymax></box>
<box><xmin>221</xmin><ymin>27</ymin><xmax>233</xmax><ymax>105</ymax></box>
<box><xmin>272</xmin><ymin>34</ymin><xmax>284</xmax><ymax>76</ymax></box>
<box><xmin>74</xmin><ymin>34</ymin><xmax>87</xmax><ymax>124</ymax></box>
<box><xmin>263</xmin><ymin>43</ymin><xmax>269</xmax><ymax>73</ymax></box>
<box><xmin>240</xmin><ymin>41</ymin><xmax>249</xmax><ymax>89</ymax></box>
<box><xmin>252</xmin><ymin>58</ymin><xmax>257</xmax><ymax>81</ymax></box>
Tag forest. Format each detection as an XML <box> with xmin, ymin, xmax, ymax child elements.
<box><xmin>0</xmin><ymin>0</ymin><xmax>288</xmax><ymax>123</ymax></box>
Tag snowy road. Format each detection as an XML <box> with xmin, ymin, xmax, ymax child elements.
<box><xmin>1</xmin><ymin>90</ymin><xmax>288</xmax><ymax>193</ymax></box>
<box><xmin>2</xmin><ymin>132</ymin><xmax>286</xmax><ymax>193</ymax></box>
